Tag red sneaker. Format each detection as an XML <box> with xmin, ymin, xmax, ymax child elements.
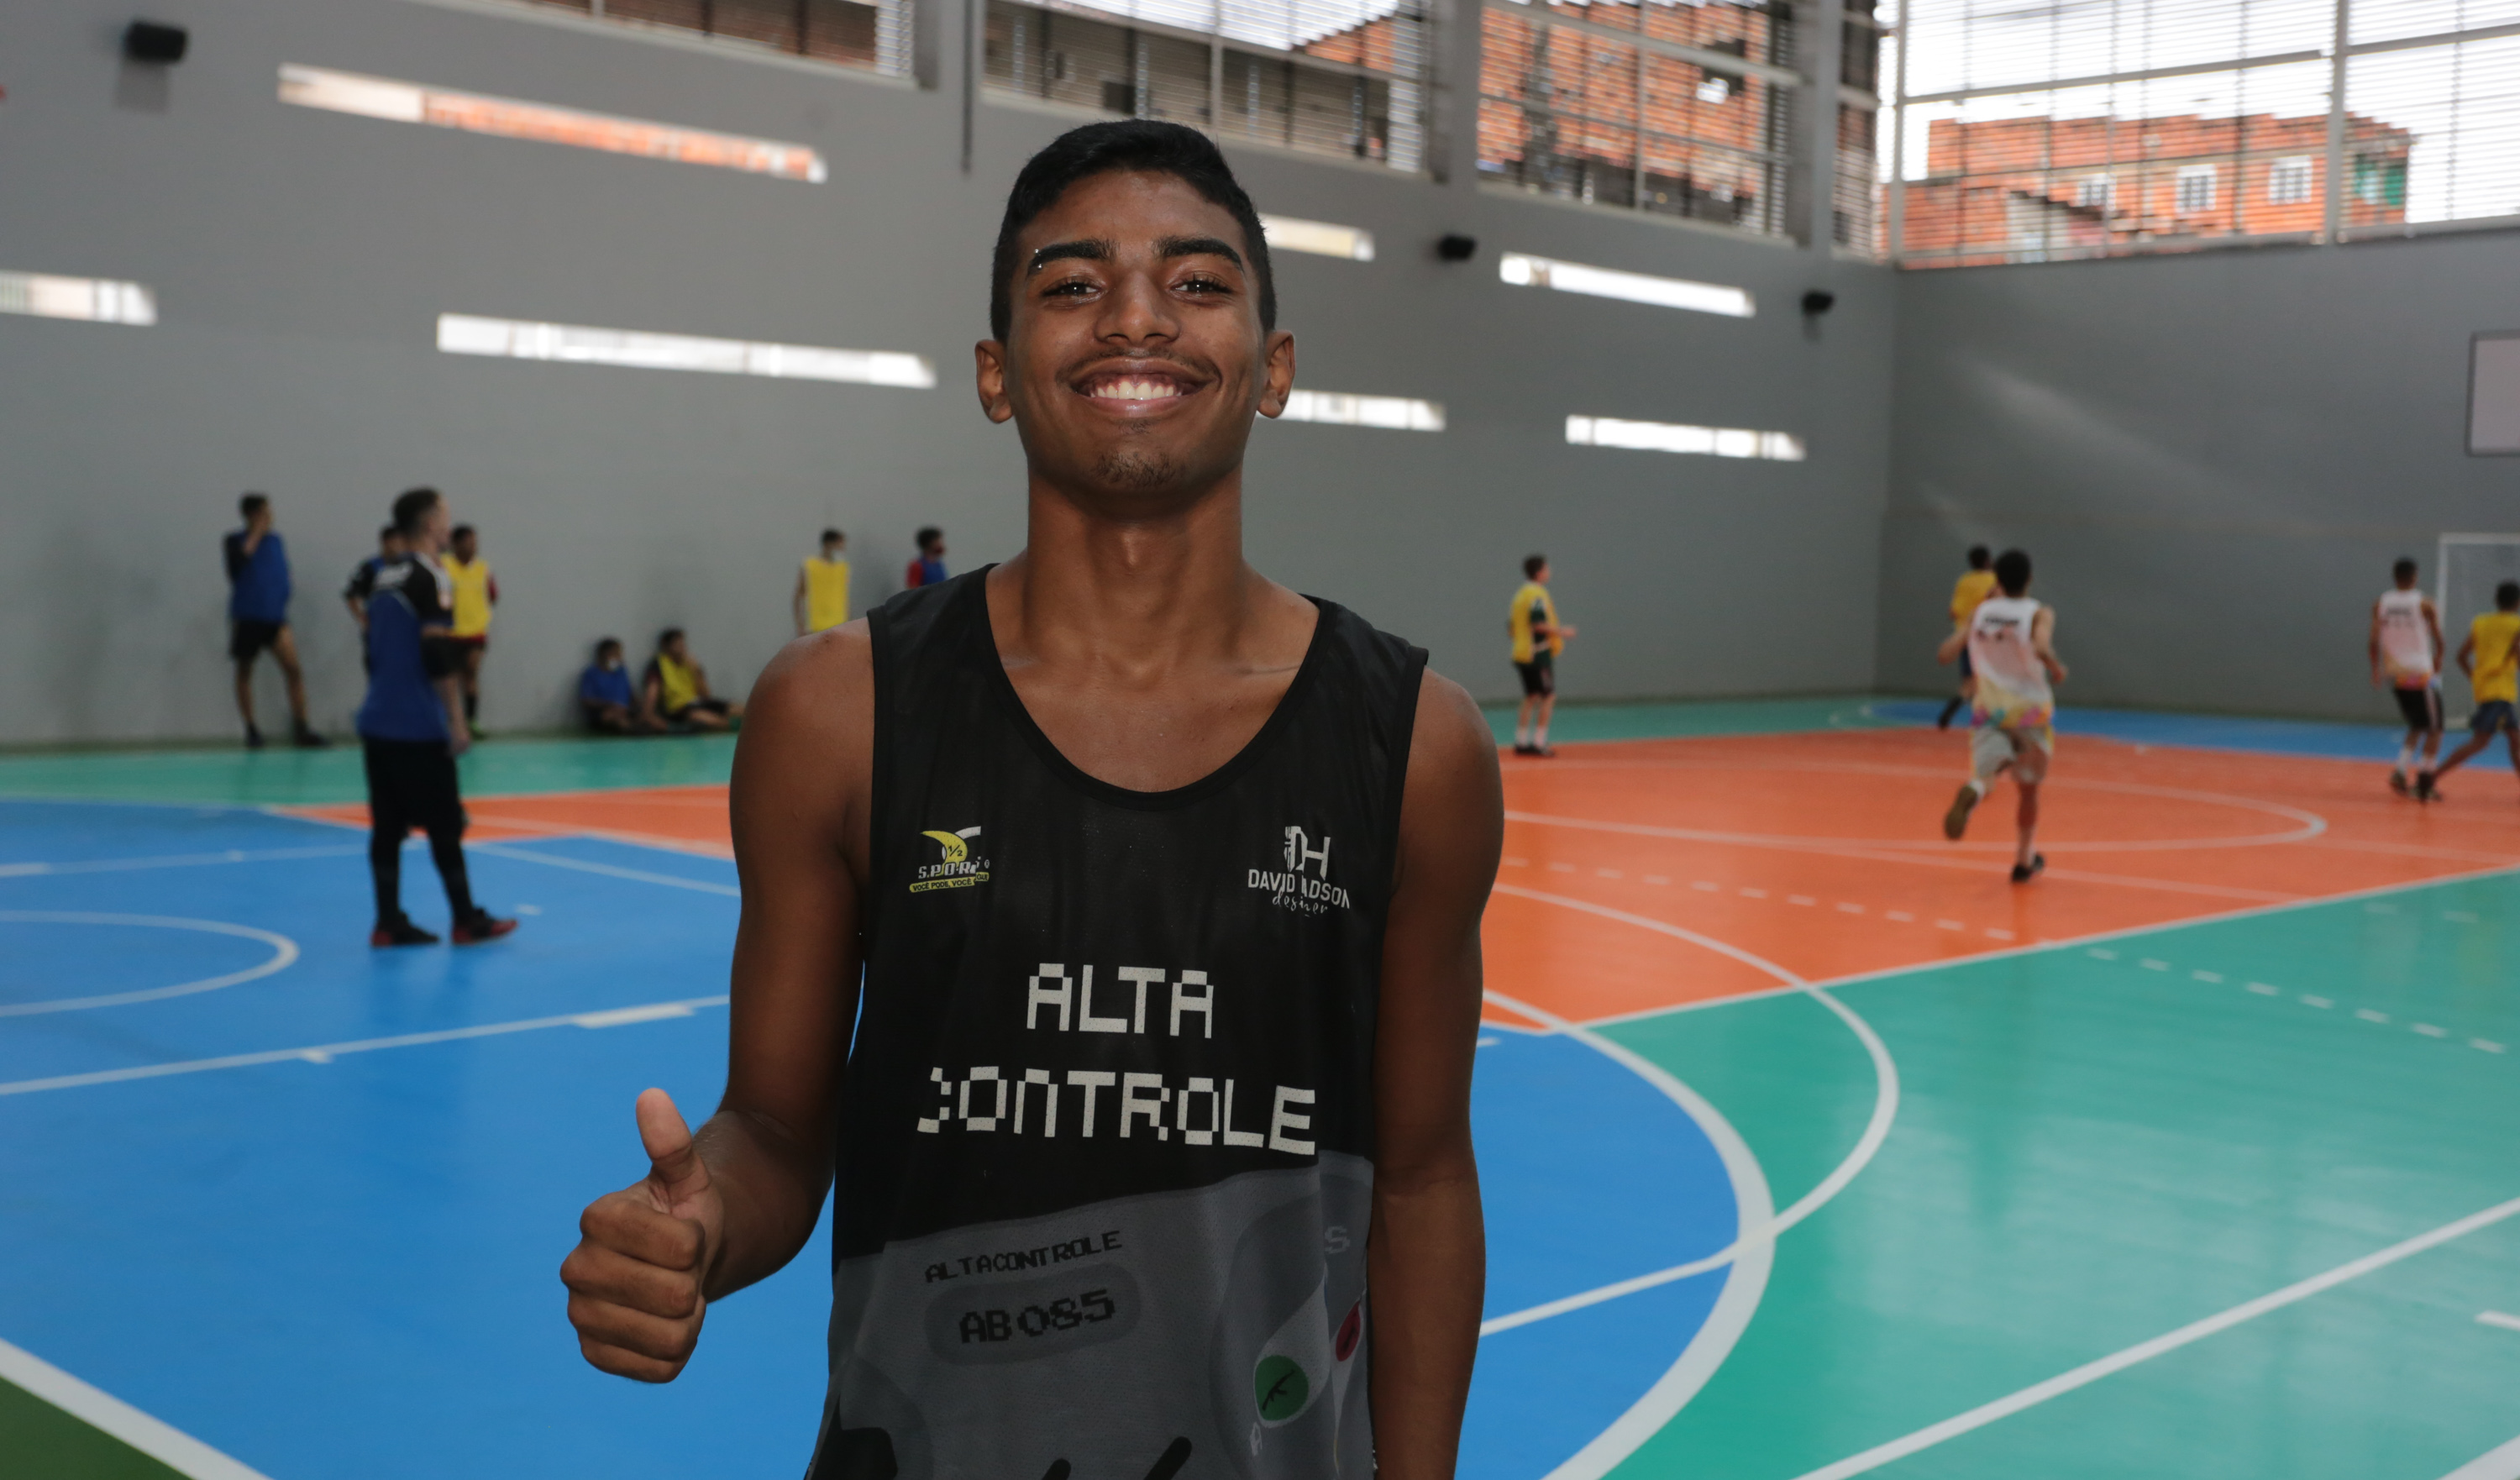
<box><xmin>370</xmin><ymin>917</ymin><xmax>440</xmax><ymax>947</ymax></box>
<box><xmin>451</xmin><ymin>912</ymin><xmax>518</xmax><ymax>946</ymax></box>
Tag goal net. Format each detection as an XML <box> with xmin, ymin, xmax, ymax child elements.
<box><xmin>2439</xmin><ymin>535</ymin><xmax>2520</xmax><ymax>712</ymax></box>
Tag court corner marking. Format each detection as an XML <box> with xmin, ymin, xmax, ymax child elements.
<box><xmin>0</xmin><ymin>1336</ymin><xmax>276</xmax><ymax>1480</ymax></box>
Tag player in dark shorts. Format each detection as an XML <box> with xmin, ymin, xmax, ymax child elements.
<box><xmin>223</xmin><ymin>491</ymin><xmax>325</xmax><ymax>748</ymax></box>
<box><xmin>561</xmin><ymin>121</ymin><xmax>1498</xmax><ymax>1478</ymax></box>
<box><xmin>1508</xmin><ymin>555</ymin><xmax>1574</xmax><ymax>756</ymax></box>
<box><xmin>356</xmin><ymin>486</ymin><xmax>517</xmax><ymax>948</ymax></box>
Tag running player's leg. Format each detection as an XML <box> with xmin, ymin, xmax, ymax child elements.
<box><xmin>1944</xmin><ymin>723</ymin><xmax>2013</xmax><ymax>839</ymax></box>
<box><xmin>461</xmin><ymin>643</ymin><xmax>485</xmax><ymax>725</ymax></box>
<box><xmin>1937</xmin><ymin>648</ymin><xmax>1973</xmax><ymax>731</ymax></box>
<box><xmin>231</xmin><ymin>622</ymin><xmax>264</xmax><ymax>746</ymax></box>
<box><xmin>412</xmin><ymin>744</ymin><xmax>512</xmax><ymax>943</ymax></box>
<box><xmin>2415</xmin><ymin>687</ymin><xmax>2450</xmax><ymax>799</ymax></box>
<box><xmin>2007</xmin><ymin>728</ymin><xmax>2050</xmax><ymax>881</ymax></box>
<box><xmin>2390</xmin><ymin>685</ymin><xmax>2430</xmax><ymax>794</ymax></box>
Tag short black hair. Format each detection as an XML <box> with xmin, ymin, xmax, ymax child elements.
<box><xmin>1524</xmin><ymin>554</ymin><xmax>1547</xmax><ymax>580</ymax></box>
<box><xmin>450</xmin><ymin>523</ymin><xmax>476</xmax><ymax>542</ymax></box>
<box><xmin>377</xmin><ymin>524</ymin><xmax>399</xmax><ymax>543</ymax></box>
<box><xmin>392</xmin><ymin>486</ymin><xmax>441</xmax><ymax>537</ymax></box>
<box><xmin>2499</xmin><ymin>580</ymin><xmax>2520</xmax><ymax>611</ymax></box>
<box><xmin>1993</xmin><ymin>548</ymin><xmax>2032</xmax><ymax>596</ymax></box>
<box><xmin>990</xmin><ymin>120</ymin><xmax>1274</xmax><ymax>343</ymax></box>
<box><xmin>2394</xmin><ymin>557</ymin><xmax>2419</xmax><ymax>581</ymax></box>
<box><xmin>1966</xmin><ymin>545</ymin><xmax>1991</xmax><ymax>569</ymax></box>
<box><xmin>239</xmin><ymin>492</ymin><xmax>269</xmax><ymax>518</ymax></box>
<box><xmin>916</xmin><ymin>526</ymin><xmax>943</xmax><ymax>552</ymax></box>
<box><xmin>595</xmin><ymin>637</ymin><xmax>622</xmax><ymax>658</ymax></box>
<box><xmin>822</xmin><ymin>527</ymin><xmax>843</xmax><ymax>544</ymax></box>
<box><xmin>657</xmin><ymin>627</ymin><xmax>685</xmax><ymax>650</ymax></box>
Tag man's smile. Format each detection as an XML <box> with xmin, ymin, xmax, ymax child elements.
<box><xmin>1071</xmin><ymin>360</ymin><xmax>1210</xmax><ymax>409</ymax></box>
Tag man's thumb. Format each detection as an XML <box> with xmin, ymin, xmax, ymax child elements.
<box><xmin>634</xmin><ymin>1088</ymin><xmax>708</xmax><ymax>1204</ymax></box>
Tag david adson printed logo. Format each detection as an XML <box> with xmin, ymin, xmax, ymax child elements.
<box><xmin>1248</xmin><ymin>825</ymin><xmax>1352</xmax><ymax>915</ymax></box>
<box><xmin>911</xmin><ymin>826</ymin><xmax>990</xmax><ymax>893</ymax></box>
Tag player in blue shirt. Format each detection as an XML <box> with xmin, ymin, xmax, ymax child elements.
<box><xmin>223</xmin><ymin>492</ymin><xmax>325</xmax><ymax>748</ymax></box>
<box><xmin>903</xmin><ymin>525</ymin><xmax>948</xmax><ymax>588</ymax></box>
<box><xmin>358</xmin><ymin>486</ymin><xmax>517</xmax><ymax>947</ymax></box>
<box><xmin>577</xmin><ymin>638</ymin><xmax>657</xmax><ymax>734</ymax></box>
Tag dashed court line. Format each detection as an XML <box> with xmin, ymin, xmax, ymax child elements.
<box><xmin>1495</xmin><ymin>857</ymin><xmax>2035</xmax><ymax>943</ymax></box>
<box><xmin>2081</xmin><ymin>944</ymin><xmax>2507</xmax><ymax>1056</ymax></box>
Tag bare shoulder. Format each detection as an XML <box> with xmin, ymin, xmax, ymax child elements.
<box><xmin>732</xmin><ymin>621</ymin><xmax>875</xmax><ymax>852</ymax></box>
<box><xmin>1397</xmin><ymin>669</ymin><xmax>1504</xmax><ymax>887</ymax></box>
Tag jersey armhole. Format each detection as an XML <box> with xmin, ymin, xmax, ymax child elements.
<box><xmin>1378</xmin><ymin>645</ymin><xmax>1431</xmax><ymax>909</ymax></box>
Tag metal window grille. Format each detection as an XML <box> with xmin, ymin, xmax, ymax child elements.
<box><xmin>516</xmin><ymin>0</ymin><xmax>913</xmax><ymax>76</ymax></box>
<box><xmin>1884</xmin><ymin>0</ymin><xmax>2520</xmax><ymax>267</ymax></box>
<box><xmin>984</xmin><ymin>0</ymin><xmax>1429</xmax><ymax>171</ymax></box>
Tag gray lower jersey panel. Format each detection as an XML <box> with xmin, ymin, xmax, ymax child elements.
<box><xmin>806</xmin><ymin>1154</ymin><xmax>1374</xmax><ymax>1480</ymax></box>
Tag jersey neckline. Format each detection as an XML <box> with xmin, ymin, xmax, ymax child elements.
<box><xmin>963</xmin><ymin>564</ymin><xmax>1333</xmax><ymax>811</ymax></box>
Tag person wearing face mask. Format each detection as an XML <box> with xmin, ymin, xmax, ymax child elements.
<box><xmin>578</xmin><ymin>638</ymin><xmax>657</xmax><ymax>734</ymax></box>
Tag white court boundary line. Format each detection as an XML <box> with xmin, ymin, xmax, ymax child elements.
<box><xmin>0</xmin><ymin>843</ymin><xmax>367</xmax><ymax>878</ymax></box>
<box><xmin>1481</xmin><ymin>986</ymin><xmax>1777</xmax><ymax>1480</ymax></box>
<box><xmin>1786</xmin><ymin>1192</ymin><xmax>2520</xmax><ymax>1480</ymax></box>
<box><xmin>0</xmin><ymin>1336</ymin><xmax>274</xmax><ymax>1480</ymax></box>
<box><xmin>2444</xmin><ymin>1431</ymin><xmax>2520</xmax><ymax>1480</ymax></box>
<box><xmin>1482</xmin><ymin>886</ymin><xmax>1899</xmax><ymax>1336</ymax></box>
<box><xmin>0</xmin><ymin>913</ymin><xmax>300</xmax><ymax>1018</ymax></box>
<box><xmin>0</xmin><ymin>995</ymin><xmax>728</xmax><ymax>1097</ymax></box>
<box><xmin>1569</xmin><ymin>858</ymin><xmax>2520</xmax><ymax>1035</ymax></box>
<box><xmin>471</xmin><ymin>842</ymin><xmax>740</xmax><ymax>895</ymax></box>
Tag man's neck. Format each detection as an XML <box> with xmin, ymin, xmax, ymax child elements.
<box><xmin>996</xmin><ymin>466</ymin><xmax>1273</xmax><ymax>669</ymax></box>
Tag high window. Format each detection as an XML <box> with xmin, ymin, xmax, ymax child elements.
<box><xmin>503</xmin><ymin>0</ymin><xmax>913</xmax><ymax>76</ymax></box>
<box><xmin>983</xmin><ymin>0</ymin><xmax>1430</xmax><ymax>171</ymax></box>
<box><xmin>1884</xmin><ymin>0</ymin><xmax>2520</xmax><ymax>267</ymax></box>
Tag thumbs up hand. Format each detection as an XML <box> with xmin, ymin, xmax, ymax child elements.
<box><xmin>561</xmin><ymin>1089</ymin><xmax>727</xmax><ymax>1382</ymax></box>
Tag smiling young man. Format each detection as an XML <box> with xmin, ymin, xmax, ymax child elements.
<box><xmin>559</xmin><ymin>123</ymin><xmax>1499</xmax><ymax>1478</ymax></box>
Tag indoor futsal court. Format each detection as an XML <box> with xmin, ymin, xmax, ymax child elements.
<box><xmin>8</xmin><ymin>701</ymin><xmax>2520</xmax><ymax>1479</ymax></box>
<box><xmin>10</xmin><ymin>0</ymin><xmax>2520</xmax><ymax>1475</ymax></box>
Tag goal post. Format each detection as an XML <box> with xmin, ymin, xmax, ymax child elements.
<box><xmin>2438</xmin><ymin>534</ymin><xmax>2520</xmax><ymax>717</ymax></box>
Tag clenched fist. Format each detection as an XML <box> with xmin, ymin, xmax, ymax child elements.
<box><xmin>561</xmin><ymin>1088</ymin><xmax>726</xmax><ymax>1382</ymax></box>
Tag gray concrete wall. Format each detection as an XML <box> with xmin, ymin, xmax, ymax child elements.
<box><xmin>1878</xmin><ymin>231</ymin><xmax>2520</xmax><ymax>722</ymax></box>
<box><xmin>0</xmin><ymin>0</ymin><xmax>1896</xmax><ymax>745</ymax></box>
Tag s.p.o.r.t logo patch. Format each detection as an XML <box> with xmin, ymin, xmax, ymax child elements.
<box><xmin>911</xmin><ymin>827</ymin><xmax>990</xmax><ymax>893</ymax></box>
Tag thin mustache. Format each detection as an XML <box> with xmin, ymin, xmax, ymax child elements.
<box><xmin>1063</xmin><ymin>352</ymin><xmax>1212</xmax><ymax>384</ymax></box>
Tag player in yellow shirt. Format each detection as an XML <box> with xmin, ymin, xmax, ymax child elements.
<box><xmin>640</xmin><ymin>627</ymin><xmax>743</xmax><ymax>732</ymax></box>
<box><xmin>1508</xmin><ymin>554</ymin><xmax>1576</xmax><ymax>757</ymax></box>
<box><xmin>443</xmin><ymin>523</ymin><xmax>498</xmax><ymax>728</ymax></box>
<box><xmin>1936</xmin><ymin>545</ymin><xmax>1997</xmax><ymax>730</ymax></box>
<box><xmin>2422</xmin><ymin>580</ymin><xmax>2520</xmax><ymax>798</ymax></box>
<box><xmin>793</xmin><ymin>527</ymin><xmax>852</xmax><ymax>636</ymax></box>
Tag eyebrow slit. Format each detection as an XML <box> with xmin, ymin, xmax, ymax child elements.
<box><xmin>1027</xmin><ymin>239</ymin><xmax>1113</xmax><ymax>275</ymax></box>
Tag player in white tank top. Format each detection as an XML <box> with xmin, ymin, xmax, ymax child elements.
<box><xmin>2370</xmin><ymin>558</ymin><xmax>2444</xmax><ymax>797</ymax></box>
<box><xmin>1935</xmin><ymin>549</ymin><xmax>2067</xmax><ymax>883</ymax></box>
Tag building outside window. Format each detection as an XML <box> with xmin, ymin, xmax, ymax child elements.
<box><xmin>2266</xmin><ymin>155</ymin><xmax>2314</xmax><ymax>202</ymax></box>
<box><xmin>507</xmin><ymin>0</ymin><xmax>911</xmax><ymax>76</ymax></box>
<box><xmin>2175</xmin><ymin>163</ymin><xmax>2217</xmax><ymax>215</ymax></box>
<box><xmin>984</xmin><ymin>0</ymin><xmax>1428</xmax><ymax>172</ymax></box>
<box><xmin>2075</xmin><ymin>172</ymin><xmax>2113</xmax><ymax>209</ymax></box>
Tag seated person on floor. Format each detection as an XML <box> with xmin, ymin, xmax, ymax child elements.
<box><xmin>639</xmin><ymin>627</ymin><xmax>743</xmax><ymax>732</ymax></box>
<box><xmin>578</xmin><ymin>638</ymin><xmax>658</xmax><ymax>734</ymax></box>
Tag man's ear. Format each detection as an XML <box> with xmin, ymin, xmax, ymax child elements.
<box><xmin>1256</xmin><ymin>329</ymin><xmax>1296</xmax><ymax>419</ymax></box>
<box><xmin>974</xmin><ymin>339</ymin><xmax>1016</xmax><ymax>424</ymax></box>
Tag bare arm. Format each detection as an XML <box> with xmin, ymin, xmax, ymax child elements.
<box><xmin>1369</xmin><ymin>669</ymin><xmax>1501</xmax><ymax>1479</ymax></box>
<box><xmin>2370</xmin><ymin>601</ymin><xmax>2385</xmax><ymax>686</ymax></box>
<box><xmin>2031</xmin><ymin>607</ymin><xmax>2068</xmax><ymax>684</ymax></box>
<box><xmin>1935</xmin><ymin>627</ymin><xmax>1967</xmax><ymax>665</ymax></box>
<box><xmin>2460</xmin><ymin>632</ymin><xmax>2478</xmax><ymax>679</ymax></box>
<box><xmin>2425</xmin><ymin>601</ymin><xmax>2445</xmax><ymax>676</ymax></box>
<box><xmin>562</xmin><ymin>626</ymin><xmax>874</xmax><ymax>1380</ymax></box>
<box><xmin>793</xmin><ymin>566</ymin><xmax>811</xmax><ymax>637</ymax></box>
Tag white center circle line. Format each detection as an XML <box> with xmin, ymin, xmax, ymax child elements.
<box><xmin>0</xmin><ymin>912</ymin><xmax>301</xmax><ymax>1016</ymax></box>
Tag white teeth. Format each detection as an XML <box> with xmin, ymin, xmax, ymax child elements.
<box><xmin>1090</xmin><ymin>377</ymin><xmax>1183</xmax><ymax>401</ymax></box>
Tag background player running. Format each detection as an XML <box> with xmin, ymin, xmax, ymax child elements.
<box><xmin>1936</xmin><ymin>544</ymin><xmax>1996</xmax><ymax>731</ymax></box>
<box><xmin>2422</xmin><ymin>580</ymin><xmax>2520</xmax><ymax>799</ymax></box>
<box><xmin>1939</xmin><ymin>548</ymin><xmax>2066</xmax><ymax>883</ymax></box>
<box><xmin>442</xmin><ymin>522</ymin><xmax>498</xmax><ymax>730</ymax></box>
<box><xmin>2371</xmin><ymin>557</ymin><xmax>2445</xmax><ymax>799</ymax></box>
<box><xmin>1508</xmin><ymin>554</ymin><xmax>1575</xmax><ymax>756</ymax></box>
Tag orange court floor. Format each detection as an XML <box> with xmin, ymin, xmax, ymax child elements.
<box><xmin>288</xmin><ymin>726</ymin><xmax>2520</xmax><ymax>1030</ymax></box>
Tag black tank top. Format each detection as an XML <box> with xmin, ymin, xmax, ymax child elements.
<box><xmin>806</xmin><ymin>569</ymin><xmax>1425</xmax><ymax>1480</ymax></box>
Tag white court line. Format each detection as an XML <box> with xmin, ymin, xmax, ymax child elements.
<box><xmin>0</xmin><ymin>1336</ymin><xmax>274</xmax><ymax>1480</ymax></box>
<box><xmin>471</xmin><ymin>842</ymin><xmax>740</xmax><ymax>896</ymax></box>
<box><xmin>1480</xmin><ymin>886</ymin><xmax>1899</xmax><ymax>1336</ymax></box>
<box><xmin>1566</xmin><ymin>858</ymin><xmax>2520</xmax><ymax>1034</ymax></box>
<box><xmin>1509</xmin><ymin>790</ymin><xmax>2327</xmax><ymax>855</ymax></box>
<box><xmin>2478</xmin><ymin>1310</ymin><xmax>2520</xmax><ymax>1333</ymax></box>
<box><xmin>1785</xmin><ymin>1193</ymin><xmax>2520</xmax><ymax>1480</ymax></box>
<box><xmin>0</xmin><ymin>995</ymin><xmax>729</xmax><ymax>1097</ymax></box>
<box><xmin>0</xmin><ymin>913</ymin><xmax>300</xmax><ymax>1017</ymax></box>
<box><xmin>1479</xmin><ymin>985</ymin><xmax>1776</xmax><ymax>1480</ymax></box>
<box><xmin>0</xmin><ymin>843</ymin><xmax>366</xmax><ymax>878</ymax></box>
<box><xmin>2442</xmin><ymin>1433</ymin><xmax>2520</xmax><ymax>1480</ymax></box>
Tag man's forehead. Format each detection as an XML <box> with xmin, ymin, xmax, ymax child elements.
<box><xmin>1020</xmin><ymin>171</ymin><xmax>1249</xmax><ymax>254</ymax></box>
